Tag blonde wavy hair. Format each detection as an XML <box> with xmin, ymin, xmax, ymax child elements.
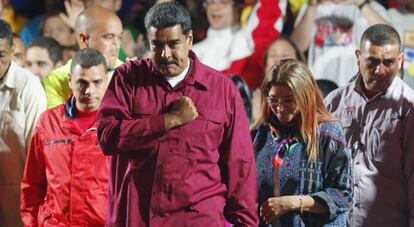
<box><xmin>252</xmin><ymin>59</ymin><xmax>336</xmax><ymax>161</ymax></box>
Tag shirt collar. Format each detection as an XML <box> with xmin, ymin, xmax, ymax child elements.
<box><xmin>185</xmin><ymin>50</ymin><xmax>209</xmax><ymax>90</ymax></box>
<box><xmin>1</xmin><ymin>61</ymin><xmax>17</xmax><ymax>89</ymax></box>
<box><xmin>353</xmin><ymin>72</ymin><xmax>399</xmax><ymax>99</ymax></box>
<box><xmin>64</xmin><ymin>95</ymin><xmax>77</xmax><ymax>119</ymax></box>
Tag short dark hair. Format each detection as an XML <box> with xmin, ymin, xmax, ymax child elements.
<box><xmin>29</xmin><ymin>37</ymin><xmax>63</xmax><ymax>65</ymax></box>
<box><xmin>70</xmin><ymin>48</ymin><xmax>107</xmax><ymax>74</ymax></box>
<box><xmin>229</xmin><ymin>74</ymin><xmax>252</xmax><ymax>122</ymax></box>
<box><xmin>360</xmin><ymin>24</ymin><xmax>401</xmax><ymax>50</ymax></box>
<box><xmin>0</xmin><ymin>20</ymin><xmax>13</xmax><ymax>47</ymax></box>
<box><xmin>144</xmin><ymin>2</ymin><xmax>192</xmax><ymax>36</ymax></box>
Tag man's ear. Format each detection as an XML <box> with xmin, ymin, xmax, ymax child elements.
<box><xmin>68</xmin><ymin>73</ymin><xmax>72</xmax><ymax>88</ymax></box>
<box><xmin>355</xmin><ymin>49</ymin><xmax>361</xmax><ymax>66</ymax></box>
<box><xmin>187</xmin><ymin>30</ymin><xmax>193</xmax><ymax>49</ymax></box>
<box><xmin>78</xmin><ymin>33</ymin><xmax>89</xmax><ymax>48</ymax></box>
<box><xmin>399</xmin><ymin>53</ymin><xmax>404</xmax><ymax>70</ymax></box>
<box><xmin>114</xmin><ymin>0</ymin><xmax>122</xmax><ymax>12</ymax></box>
<box><xmin>54</xmin><ymin>60</ymin><xmax>63</xmax><ymax>69</ymax></box>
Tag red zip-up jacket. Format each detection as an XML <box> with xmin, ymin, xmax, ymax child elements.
<box><xmin>21</xmin><ymin>96</ymin><xmax>109</xmax><ymax>227</ymax></box>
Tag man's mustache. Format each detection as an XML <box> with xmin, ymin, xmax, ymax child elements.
<box><xmin>157</xmin><ymin>58</ymin><xmax>178</xmax><ymax>66</ymax></box>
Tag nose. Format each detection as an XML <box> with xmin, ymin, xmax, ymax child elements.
<box><xmin>84</xmin><ymin>85</ymin><xmax>93</xmax><ymax>95</ymax></box>
<box><xmin>161</xmin><ymin>45</ymin><xmax>172</xmax><ymax>58</ymax></box>
<box><xmin>29</xmin><ymin>65</ymin><xmax>39</xmax><ymax>76</ymax></box>
<box><xmin>374</xmin><ymin>63</ymin><xmax>385</xmax><ymax>75</ymax></box>
<box><xmin>275</xmin><ymin>103</ymin><xmax>285</xmax><ymax>112</ymax></box>
<box><xmin>113</xmin><ymin>36</ymin><xmax>121</xmax><ymax>49</ymax></box>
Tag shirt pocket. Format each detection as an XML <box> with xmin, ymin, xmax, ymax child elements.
<box><xmin>0</xmin><ymin>110</ymin><xmax>26</xmax><ymax>152</ymax></box>
<box><xmin>371</xmin><ymin>112</ymin><xmax>402</xmax><ymax>164</ymax></box>
<box><xmin>0</xmin><ymin>111</ymin><xmax>26</xmax><ymax>185</ymax></box>
<box><xmin>181</xmin><ymin>108</ymin><xmax>226</xmax><ymax>155</ymax></box>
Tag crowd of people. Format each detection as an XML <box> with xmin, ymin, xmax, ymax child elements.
<box><xmin>0</xmin><ymin>0</ymin><xmax>413</xmax><ymax>226</ymax></box>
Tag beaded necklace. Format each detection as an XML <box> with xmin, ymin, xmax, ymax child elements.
<box><xmin>269</xmin><ymin>123</ymin><xmax>299</xmax><ymax>169</ymax></box>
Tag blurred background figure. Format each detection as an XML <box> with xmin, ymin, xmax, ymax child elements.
<box><xmin>25</xmin><ymin>36</ymin><xmax>63</xmax><ymax>80</ymax></box>
<box><xmin>193</xmin><ymin>0</ymin><xmax>286</xmax><ymax>90</ymax></box>
<box><xmin>387</xmin><ymin>0</ymin><xmax>414</xmax><ymax>89</ymax></box>
<box><xmin>40</xmin><ymin>12</ymin><xmax>77</xmax><ymax>63</ymax></box>
<box><xmin>230</xmin><ymin>74</ymin><xmax>253</xmax><ymax>123</ymax></box>
<box><xmin>252</xmin><ymin>36</ymin><xmax>304</xmax><ymax>126</ymax></box>
<box><xmin>291</xmin><ymin>0</ymin><xmax>390</xmax><ymax>87</ymax></box>
<box><xmin>316</xmin><ymin>79</ymin><xmax>338</xmax><ymax>97</ymax></box>
<box><xmin>12</xmin><ymin>32</ymin><xmax>24</xmax><ymax>66</ymax></box>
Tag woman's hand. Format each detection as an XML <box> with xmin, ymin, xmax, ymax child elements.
<box><xmin>260</xmin><ymin>196</ymin><xmax>300</xmax><ymax>224</ymax></box>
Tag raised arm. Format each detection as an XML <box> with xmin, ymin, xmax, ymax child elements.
<box><xmin>290</xmin><ymin>0</ymin><xmax>317</xmax><ymax>52</ymax></box>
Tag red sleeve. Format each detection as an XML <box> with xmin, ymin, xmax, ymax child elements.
<box><xmin>226</xmin><ymin>0</ymin><xmax>284</xmax><ymax>89</ymax></box>
<box><xmin>97</xmin><ymin>64</ymin><xmax>165</xmax><ymax>155</ymax></box>
<box><xmin>21</xmin><ymin>127</ymin><xmax>47</xmax><ymax>227</ymax></box>
<box><xmin>221</xmin><ymin>84</ymin><xmax>259</xmax><ymax>225</ymax></box>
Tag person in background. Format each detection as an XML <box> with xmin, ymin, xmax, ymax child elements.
<box><xmin>25</xmin><ymin>36</ymin><xmax>63</xmax><ymax>80</ymax></box>
<box><xmin>12</xmin><ymin>33</ymin><xmax>25</xmax><ymax>67</ymax></box>
<box><xmin>252</xmin><ymin>36</ymin><xmax>305</xmax><ymax>126</ymax></box>
<box><xmin>230</xmin><ymin>74</ymin><xmax>253</xmax><ymax>123</ymax></box>
<box><xmin>42</xmin><ymin>6</ymin><xmax>123</xmax><ymax>109</ymax></box>
<box><xmin>21</xmin><ymin>48</ymin><xmax>110</xmax><ymax>226</ymax></box>
<box><xmin>387</xmin><ymin>0</ymin><xmax>414</xmax><ymax>89</ymax></box>
<box><xmin>0</xmin><ymin>19</ymin><xmax>47</xmax><ymax>227</ymax></box>
<box><xmin>253</xmin><ymin>59</ymin><xmax>352</xmax><ymax>226</ymax></box>
<box><xmin>325</xmin><ymin>24</ymin><xmax>414</xmax><ymax>227</ymax></box>
<box><xmin>40</xmin><ymin>12</ymin><xmax>78</xmax><ymax>63</ymax></box>
<box><xmin>316</xmin><ymin>79</ymin><xmax>338</xmax><ymax>97</ymax></box>
<box><xmin>97</xmin><ymin>2</ymin><xmax>258</xmax><ymax>226</ymax></box>
<box><xmin>291</xmin><ymin>0</ymin><xmax>390</xmax><ymax>87</ymax></box>
<box><xmin>192</xmin><ymin>0</ymin><xmax>286</xmax><ymax>90</ymax></box>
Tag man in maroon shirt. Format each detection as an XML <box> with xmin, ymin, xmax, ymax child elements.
<box><xmin>97</xmin><ymin>2</ymin><xmax>258</xmax><ymax>226</ymax></box>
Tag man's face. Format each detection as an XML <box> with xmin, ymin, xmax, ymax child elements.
<box><xmin>69</xmin><ymin>64</ymin><xmax>108</xmax><ymax>112</ymax></box>
<box><xmin>12</xmin><ymin>37</ymin><xmax>25</xmax><ymax>67</ymax></box>
<box><xmin>43</xmin><ymin>16</ymin><xmax>77</xmax><ymax>47</ymax></box>
<box><xmin>25</xmin><ymin>46</ymin><xmax>57</xmax><ymax>80</ymax></box>
<box><xmin>148</xmin><ymin>25</ymin><xmax>193</xmax><ymax>77</ymax></box>
<box><xmin>356</xmin><ymin>41</ymin><xmax>402</xmax><ymax>93</ymax></box>
<box><xmin>86</xmin><ymin>17</ymin><xmax>123</xmax><ymax>69</ymax></box>
<box><xmin>205</xmin><ymin>0</ymin><xmax>236</xmax><ymax>30</ymax></box>
<box><xmin>0</xmin><ymin>38</ymin><xmax>12</xmax><ymax>79</ymax></box>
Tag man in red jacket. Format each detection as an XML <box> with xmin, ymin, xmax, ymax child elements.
<box><xmin>21</xmin><ymin>48</ymin><xmax>110</xmax><ymax>226</ymax></box>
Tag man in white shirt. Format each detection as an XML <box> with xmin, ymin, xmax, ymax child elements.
<box><xmin>0</xmin><ymin>19</ymin><xmax>47</xmax><ymax>226</ymax></box>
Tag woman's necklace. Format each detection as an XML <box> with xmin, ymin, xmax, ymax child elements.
<box><xmin>269</xmin><ymin>123</ymin><xmax>299</xmax><ymax>169</ymax></box>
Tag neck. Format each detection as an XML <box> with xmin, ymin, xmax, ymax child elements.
<box><xmin>361</xmin><ymin>83</ymin><xmax>381</xmax><ymax>100</ymax></box>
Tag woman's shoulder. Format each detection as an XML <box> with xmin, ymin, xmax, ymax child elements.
<box><xmin>318</xmin><ymin>120</ymin><xmax>346</xmax><ymax>142</ymax></box>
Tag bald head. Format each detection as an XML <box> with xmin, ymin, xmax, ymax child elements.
<box><xmin>75</xmin><ymin>6</ymin><xmax>121</xmax><ymax>34</ymax></box>
<box><xmin>75</xmin><ymin>6</ymin><xmax>123</xmax><ymax>69</ymax></box>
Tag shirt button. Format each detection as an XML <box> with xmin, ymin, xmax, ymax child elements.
<box><xmin>356</xmin><ymin>162</ymin><xmax>360</xmax><ymax>165</ymax></box>
<box><xmin>153</xmin><ymin>190</ymin><xmax>159</xmax><ymax>195</ymax></box>
<box><xmin>354</xmin><ymin>182</ymin><xmax>359</xmax><ymax>187</ymax></box>
<box><xmin>354</xmin><ymin>203</ymin><xmax>360</xmax><ymax>208</ymax></box>
<box><xmin>158</xmin><ymin>163</ymin><xmax>164</xmax><ymax>169</ymax></box>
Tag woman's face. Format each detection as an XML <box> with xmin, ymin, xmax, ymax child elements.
<box><xmin>265</xmin><ymin>39</ymin><xmax>297</xmax><ymax>72</ymax></box>
<box><xmin>43</xmin><ymin>16</ymin><xmax>76</xmax><ymax>47</ymax></box>
<box><xmin>267</xmin><ymin>84</ymin><xmax>299</xmax><ymax>125</ymax></box>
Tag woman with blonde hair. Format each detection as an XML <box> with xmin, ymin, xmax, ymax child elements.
<box><xmin>252</xmin><ymin>59</ymin><xmax>352</xmax><ymax>226</ymax></box>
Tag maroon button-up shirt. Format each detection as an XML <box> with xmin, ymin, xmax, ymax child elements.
<box><xmin>97</xmin><ymin>52</ymin><xmax>258</xmax><ymax>227</ymax></box>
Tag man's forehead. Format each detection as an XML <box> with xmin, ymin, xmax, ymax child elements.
<box><xmin>149</xmin><ymin>25</ymin><xmax>184</xmax><ymax>35</ymax></box>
